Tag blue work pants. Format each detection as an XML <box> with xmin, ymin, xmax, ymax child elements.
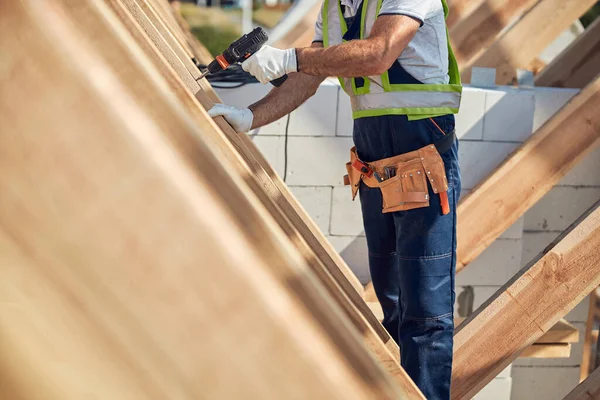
<box><xmin>353</xmin><ymin>114</ymin><xmax>461</xmax><ymax>400</ymax></box>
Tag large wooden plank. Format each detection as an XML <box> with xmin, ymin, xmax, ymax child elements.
<box><xmin>461</xmin><ymin>0</ymin><xmax>597</xmax><ymax>84</ymax></box>
<box><xmin>536</xmin><ymin>18</ymin><xmax>600</xmax><ymax>89</ymax></box>
<box><xmin>123</xmin><ymin>0</ymin><xmax>365</xmax><ymax>296</ymax></box>
<box><xmin>102</xmin><ymin>0</ymin><xmax>422</xmax><ymax>390</ymax></box>
<box><xmin>452</xmin><ymin>201</ymin><xmax>600</xmax><ymax>400</ymax></box>
<box><xmin>565</xmin><ymin>367</ymin><xmax>600</xmax><ymax>400</ymax></box>
<box><xmin>449</xmin><ymin>0</ymin><xmax>537</xmax><ymax>65</ymax></box>
<box><xmin>521</xmin><ymin>343</ymin><xmax>571</xmax><ymax>358</ymax></box>
<box><xmin>456</xmin><ymin>76</ymin><xmax>600</xmax><ymax>272</ymax></box>
<box><xmin>446</xmin><ymin>0</ymin><xmax>484</xmax><ymax>29</ymax></box>
<box><xmin>272</xmin><ymin>1</ymin><xmax>322</xmax><ymax>49</ymax></box>
<box><xmin>0</xmin><ymin>1</ymin><xmax>407</xmax><ymax>399</ymax></box>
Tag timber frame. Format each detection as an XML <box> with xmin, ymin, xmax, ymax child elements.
<box><xmin>2</xmin><ymin>0</ymin><xmax>600</xmax><ymax>398</ymax></box>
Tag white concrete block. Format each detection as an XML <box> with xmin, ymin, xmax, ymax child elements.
<box><xmin>483</xmin><ymin>89</ymin><xmax>535</xmax><ymax>142</ymax></box>
<box><xmin>523</xmin><ymin>186</ymin><xmax>600</xmax><ymax>232</ymax></box>
<box><xmin>567</xmin><ymin>294</ymin><xmax>589</xmax><ymax>323</ymax></box>
<box><xmin>517</xmin><ymin>69</ymin><xmax>535</xmax><ymax>88</ymax></box>
<box><xmin>215</xmin><ymin>83</ymin><xmax>269</xmax><ymax>108</ymax></box>
<box><xmin>286</xmin><ymin>137</ymin><xmax>354</xmax><ymax>186</ymax></box>
<box><xmin>457</xmin><ymin>239</ymin><xmax>523</xmax><ymax>286</ymax></box>
<box><xmin>288</xmin><ymin>186</ymin><xmax>332</xmax><ymax>235</ymax></box>
<box><xmin>497</xmin><ymin>365</ymin><xmax>513</xmax><ymax>379</ymax></box>
<box><xmin>330</xmin><ymin>186</ymin><xmax>365</xmax><ymax>236</ymax></box>
<box><xmin>499</xmin><ymin>217</ymin><xmax>525</xmax><ymax>239</ymax></box>
<box><xmin>458</xmin><ymin>141</ymin><xmax>520</xmax><ymax>190</ymax></box>
<box><xmin>511</xmin><ymin>366</ymin><xmax>579</xmax><ymax>400</ymax></box>
<box><xmin>558</xmin><ymin>145</ymin><xmax>600</xmax><ymax>187</ymax></box>
<box><xmin>474</xmin><ymin>377</ymin><xmax>512</xmax><ymax>400</ymax></box>
<box><xmin>336</xmin><ymin>91</ymin><xmax>353</xmax><ymax>137</ymax></box>
<box><xmin>514</xmin><ymin>323</ymin><xmax>585</xmax><ymax>367</ymax></box>
<box><xmin>288</xmin><ymin>85</ymin><xmax>337</xmax><ymax>136</ymax></box>
<box><xmin>251</xmin><ymin>136</ymin><xmax>286</xmax><ymax>177</ymax></box>
<box><xmin>326</xmin><ymin>235</ymin><xmax>370</xmax><ymax>284</ymax></box>
<box><xmin>455</xmin><ymin>87</ymin><xmax>485</xmax><ymax>140</ymax></box>
<box><xmin>521</xmin><ymin>231</ymin><xmax>561</xmax><ymax>265</ymax></box>
<box><xmin>471</xmin><ymin>67</ymin><xmax>497</xmax><ymax>88</ymax></box>
<box><xmin>455</xmin><ymin>286</ymin><xmax>501</xmax><ymax>318</ymax></box>
<box><xmin>216</xmin><ymin>84</ymin><xmax>289</xmax><ymax>135</ymax></box>
<box><xmin>533</xmin><ymin>87</ymin><xmax>579</xmax><ymax>131</ymax></box>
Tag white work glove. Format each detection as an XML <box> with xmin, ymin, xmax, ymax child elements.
<box><xmin>242</xmin><ymin>45</ymin><xmax>297</xmax><ymax>84</ymax></box>
<box><xmin>208</xmin><ymin>104</ymin><xmax>254</xmax><ymax>133</ymax></box>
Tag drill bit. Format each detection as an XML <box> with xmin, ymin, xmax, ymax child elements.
<box><xmin>196</xmin><ymin>69</ymin><xmax>210</xmax><ymax>82</ymax></box>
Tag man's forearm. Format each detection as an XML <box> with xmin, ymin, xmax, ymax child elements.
<box><xmin>248</xmin><ymin>71</ymin><xmax>324</xmax><ymax>129</ymax></box>
<box><xmin>296</xmin><ymin>15</ymin><xmax>419</xmax><ymax>78</ymax></box>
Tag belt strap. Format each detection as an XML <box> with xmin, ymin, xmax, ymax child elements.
<box><xmin>434</xmin><ymin>130</ymin><xmax>456</xmax><ymax>155</ymax></box>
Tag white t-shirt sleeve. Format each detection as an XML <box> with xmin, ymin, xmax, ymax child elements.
<box><xmin>313</xmin><ymin>2</ymin><xmax>324</xmax><ymax>42</ymax></box>
<box><xmin>378</xmin><ymin>0</ymin><xmax>437</xmax><ymax>25</ymax></box>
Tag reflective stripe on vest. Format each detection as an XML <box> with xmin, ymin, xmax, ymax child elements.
<box><xmin>322</xmin><ymin>0</ymin><xmax>462</xmax><ymax>119</ymax></box>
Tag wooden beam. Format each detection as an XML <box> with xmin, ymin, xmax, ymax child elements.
<box><xmin>0</xmin><ymin>1</ymin><xmax>408</xmax><ymax>398</ymax></box>
<box><xmin>537</xmin><ymin>319</ymin><xmax>580</xmax><ymax>344</ymax></box>
<box><xmin>101</xmin><ymin>0</ymin><xmax>425</xmax><ymax>391</ymax></box>
<box><xmin>536</xmin><ymin>18</ymin><xmax>600</xmax><ymax>89</ymax></box>
<box><xmin>272</xmin><ymin>1</ymin><xmax>322</xmax><ymax>49</ymax></box>
<box><xmin>461</xmin><ymin>0</ymin><xmax>597</xmax><ymax>85</ymax></box>
<box><xmin>521</xmin><ymin>343</ymin><xmax>572</xmax><ymax>358</ymax></box>
<box><xmin>449</xmin><ymin>0</ymin><xmax>537</xmax><ymax>65</ymax></box>
<box><xmin>565</xmin><ymin>367</ymin><xmax>600</xmax><ymax>400</ymax></box>
<box><xmin>581</xmin><ymin>288</ymin><xmax>600</xmax><ymax>381</ymax></box>
<box><xmin>370</xmin><ymin>302</ymin><xmax>579</xmax><ymax>346</ymax></box>
<box><xmin>456</xmin><ymin>76</ymin><xmax>600</xmax><ymax>272</ymax></box>
<box><xmin>452</xmin><ymin>201</ymin><xmax>600</xmax><ymax>400</ymax></box>
<box><xmin>446</xmin><ymin>0</ymin><xmax>484</xmax><ymax>29</ymax></box>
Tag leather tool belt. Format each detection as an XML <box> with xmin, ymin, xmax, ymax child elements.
<box><xmin>343</xmin><ymin>131</ymin><xmax>455</xmax><ymax>215</ymax></box>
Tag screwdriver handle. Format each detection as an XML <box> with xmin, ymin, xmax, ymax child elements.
<box><xmin>271</xmin><ymin>74</ymin><xmax>288</xmax><ymax>87</ymax></box>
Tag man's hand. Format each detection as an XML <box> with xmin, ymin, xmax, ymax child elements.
<box><xmin>208</xmin><ymin>104</ymin><xmax>254</xmax><ymax>133</ymax></box>
<box><xmin>242</xmin><ymin>45</ymin><xmax>298</xmax><ymax>84</ymax></box>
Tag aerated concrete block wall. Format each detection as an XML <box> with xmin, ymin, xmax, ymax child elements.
<box><xmin>215</xmin><ymin>82</ymin><xmax>599</xmax><ymax>400</ymax></box>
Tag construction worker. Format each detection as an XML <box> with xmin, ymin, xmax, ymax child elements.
<box><xmin>209</xmin><ymin>0</ymin><xmax>461</xmax><ymax>398</ymax></box>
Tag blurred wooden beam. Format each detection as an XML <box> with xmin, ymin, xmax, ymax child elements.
<box><xmin>101</xmin><ymin>0</ymin><xmax>427</xmax><ymax>393</ymax></box>
<box><xmin>446</xmin><ymin>0</ymin><xmax>484</xmax><ymax>29</ymax></box>
<box><xmin>461</xmin><ymin>0</ymin><xmax>597</xmax><ymax>84</ymax></box>
<box><xmin>450</xmin><ymin>0</ymin><xmax>537</xmax><ymax>65</ymax></box>
<box><xmin>0</xmin><ymin>0</ymin><xmax>408</xmax><ymax>398</ymax></box>
<box><xmin>536</xmin><ymin>18</ymin><xmax>600</xmax><ymax>89</ymax></box>
<box><xmin>456</xmin><ymin>76</ymin><xmax>600</xmax><ymax>272</ymax></box>
<box><xmin>273</xmin><ymin>1</ymin><xmax>321</xmax><ymax>49</ymax></box>
<box><xmin>452</xmin><ymin>201</ymin><xmax>600</xmax><ymax>400</ymax></box>
<box><xmin>565</xmin><ymin>366</ymin><xmax>600</xmax><ymax>400</ymax></box>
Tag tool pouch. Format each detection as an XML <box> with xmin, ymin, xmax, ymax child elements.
<box><xmin>377</xmin><ymin>159</ymin><xmax>430</xmax><ymax>213</ymax></box>
<box><xmin>343</xmin><ymin>143</ymin><xmax>450</xmax><ymax>214</ymax></box>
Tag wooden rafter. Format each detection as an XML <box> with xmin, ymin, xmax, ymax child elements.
<box><xmin>449</xmin><ymin>0</ymin><xmax>537</xmax><ymax>65</ymax></box>
<box><xmin>461</xmin><ymin>0</ymin><xmax>598</xmax><ymax>84</ymax></box>
<box><xmin>272</xmin><ymin>1</ymin><xmax>322</xmax><ymax>49</ymax></box>
<box><xmin>452</xmin><ymin>201</ymin><xmax>600</xmax><ymax>400</ymax></box>
<box><xmin>536</xmin><ymin>18</ymin><xmax>600</xmax><ymax>89</ymax></box>
<box><xmin>0</xmin><ymin>0</ymin><xmax>409</xmax><ymax>398</ymax></box>
<box><xmin>565</xmin><ymin>366</ymin><xmax>600</xmax><ymax>400</ymax></box>
<box><xmin>101</xmin><ymin>0</ymin><xmax>427</xmax><ymax>394</ymax></box>
<box><xmin>446</xmin><ymin>0</ymin><xmax>484</xmax><ymax>29</ymax></box>
<box><xmin>456</xmin><ymin>75</ymin><xmax>600</xmax><ymax>272</ymax></box>
<box><xmin>580</xmin><ymin>288</ymin><xmax>600</xmax><ymax>382</ymax></box>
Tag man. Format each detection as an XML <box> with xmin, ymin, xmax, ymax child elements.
<box><xmin>209</xmin><ymin>0</ymin><xmax>461</xmax><ymax>398</ymax></box>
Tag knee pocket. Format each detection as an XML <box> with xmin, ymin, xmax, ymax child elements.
<box><xmin>399</xmin><ymin>256</ymin><xmax>454</xmax><ymax>319</ymax></box>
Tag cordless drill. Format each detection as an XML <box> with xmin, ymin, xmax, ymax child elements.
<box><xmin>197</xmin><ymin>27</ymin><xmax>288</xmax><ymax>87</ymax></box>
